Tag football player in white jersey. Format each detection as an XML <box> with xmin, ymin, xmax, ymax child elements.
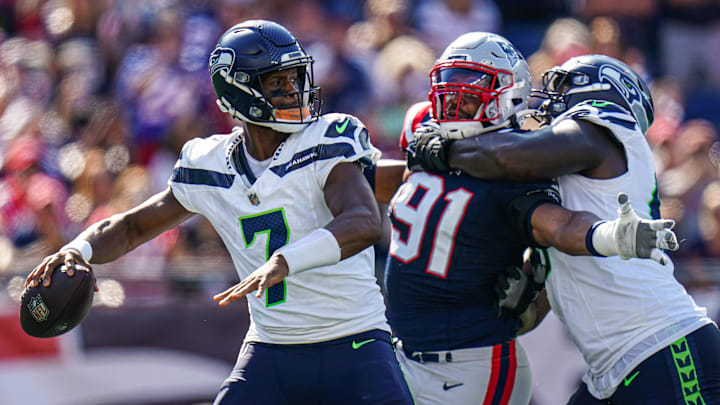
<box><xmin>25</xmin><ymin>20</ymin><xmax>414</xmax><ymax>404</ymax></box>
<box><xmin>408</xmin><ymin>54</ymin><xmax>720</xmax><ymax>404</ymax></box>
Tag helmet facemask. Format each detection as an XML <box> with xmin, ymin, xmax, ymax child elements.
<box><xmin>534</xmin><ymin>67</ymin><xmax>610</xmax><ymax>118</ymax></box>
<box><xmin>430</xmin><ymin>61</ymin><xmax>512</xmax><ymax>124</ymax></box>
<box><xmin>254</xmin><ymin>64</ymin><xmax>320</xmax><ymax>124</ymax></box>
<box><xmin>427</xmin><ymin>32</ymin><xmax>532</xmax><ymax>140</ymax></box>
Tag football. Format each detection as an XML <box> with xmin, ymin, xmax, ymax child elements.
<box><xmin>19</xmin><ymin>264</ymin><xmax>95</xmax><ymax>338</ymax></box>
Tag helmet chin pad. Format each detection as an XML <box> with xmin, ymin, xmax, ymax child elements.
<box><xmin>275</xmin><ymin>106</ymin><xmax>311</xmax><ymax>121</ymax></box>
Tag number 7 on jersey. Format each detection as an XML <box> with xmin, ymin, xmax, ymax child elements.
<box><xmin>239</xmin><ymin>208</ymin><xmax>289</xmax><ymax>306</ymax></box>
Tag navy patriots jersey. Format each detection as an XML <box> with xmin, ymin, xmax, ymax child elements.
<box><xmin>384</xmin><ymin>170</ymin><xmax>559</xmax><ymax>353</ymax></box>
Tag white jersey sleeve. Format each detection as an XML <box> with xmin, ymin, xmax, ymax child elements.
<box><xmin>307</xmin><ymin>113</ymin><xmax>381</xmax><ymax>189</ymax></box>
<box><xmin>546</xmin><ymin>100</ymin><xmax>712</xmax><ymax>399</ymax></box>
<box><xmin>168</xmin><ymin>135</ymin><xmax>236</xmax><ymax>214</ymax></box>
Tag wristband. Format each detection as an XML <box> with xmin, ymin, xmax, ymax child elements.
<box><xmin>276</xmin><ymin>228</ymin><xmax>341</xmax><ymax>275</ymax></box>
<box><xmin>61</xmin><ymin>239</ymin><xmax>93</xmax><ymax>262</ymax></box>
<box><xmin>588</xmin><ymin>220</ymin><xmax>618</xmax><ymax>257</ymax></box>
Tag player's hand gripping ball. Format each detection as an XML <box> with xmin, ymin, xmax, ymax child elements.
<box><xmin>20</xmin><ymin>264</ymin><xmax>95</xmax><ymax>338</ymax></box>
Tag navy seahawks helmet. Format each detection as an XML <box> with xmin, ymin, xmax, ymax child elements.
<box><xmin>208</xmin><ymin>20</ymin><xmax>321</xmax><ymax>133</ymax></box>
<box><xmin>537</xmin><ymin>55</ymin><xmax>654</xmax><ymax>134</ymax></box>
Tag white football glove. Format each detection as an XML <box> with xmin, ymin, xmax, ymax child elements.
<box><xmin>590</xmin><ymin>193</ymin><xmax>679</xmax><ymax>265</ymax></box>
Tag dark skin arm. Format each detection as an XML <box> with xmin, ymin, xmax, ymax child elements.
<box><xmin>324</xmin><ymin>162</ymin><xmax>384</xmax><ymax>257</ymax></box>
<box><xmin>449</xmin><ymin>119</ymin><xmax>626</xmax><ymax>181</ymax></box>
<box><xmin>26</xmin><ymin>188</ymin><xmax>194</xmax><ymax>287</ymax></box>
<box><xmin>530</xmin><ymin>202</ymin><xmax>601</xmax><ymax>256</ymax></box>
<box><xmin>214</xmin><ymin>162</ymin><xmax>382</xmax><ymax>305</ymax></box>
<box><xmin>372</xmin><ymin>159</ymin><xmax>408</xmax><ymax>204</ymax></box>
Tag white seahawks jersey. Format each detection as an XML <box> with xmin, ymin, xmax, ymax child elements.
<box><xmin>169</xmin><ymin>113</ymin><xmax>390</xmax><ymax>344</ymax></box>
<box><xmin>545</xmin><ymin>101</ymin><xmax>713</xmax><ymax>399</ymax></box>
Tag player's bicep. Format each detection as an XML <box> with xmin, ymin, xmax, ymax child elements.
<box><xmin>323</xmin><ymin>162</ymin><xmax>382</xmax><ymax>258</ymax></box>
<box><xmin>324</xmin><ymin>163</ymin><xmax>379</xmax><ymax>218</ymax></box>
<box><xmin>124</xmin><ymin>187</ymin><xmax>194</xmax><ymax>245</ymax></box>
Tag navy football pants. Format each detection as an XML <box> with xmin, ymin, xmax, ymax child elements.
<box><xmin>568</xmin><ymin>323</ymin><xmax>720</xmax><ymax>405</ymax></box>
<box><xmin>213</xmin><ymin>329</ymin><xmax>414</xmax><ymax>405</ymax></box>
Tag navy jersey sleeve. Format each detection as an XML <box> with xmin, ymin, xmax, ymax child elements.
<box><xmin>494</xmin><ymin>181</ymin><xmax>561</xmax><ymax>247</ymax></box>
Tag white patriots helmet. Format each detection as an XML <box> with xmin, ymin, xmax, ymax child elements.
<box><xmin>428</xmin><ymin>32</ymin><xmax>532</xmax><ymax>139</ymax></box>
<box><xmin>208</xmin><ymin>20</ymin><xmax>321</xmax><ymax>133</ymax></box>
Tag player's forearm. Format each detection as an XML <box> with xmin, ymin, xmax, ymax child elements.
<box><xmin>450</xmin><ymin>133</ymin><xmax>555</xmax><ymax>181</ymax></box>
<box><xmin>532</xmin><ymin>204</ymin><xmax>599</xmax><ymax>255</ymax></box>
<box><xmin>449</xmin><ymin>136</ymin><xmax>510</xmax><ymax>179</ymax></box>
<box><xmin>449</xmin><ymin>126</ymin><xmax>593</xmax><ymax>181</ymax></box>
<box><xmin>71</xmin><ymin>189</ymin><xmax>192</xmax><ymax>264</ymax></box>
<box><xmin>74</xmin><ymin>214</ymin><xmax>139</xmax><ymax>264</ymax></box>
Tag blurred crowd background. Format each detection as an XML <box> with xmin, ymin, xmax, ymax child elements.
<box><xmin>1</xmin><ymin>0</ymin><xmax>720</xmax><ymax>404</ymax></box>
<box><xmin>1</xmin><ymin>0</ymin><xmax>720</xmax><ymax>278</ymax></box>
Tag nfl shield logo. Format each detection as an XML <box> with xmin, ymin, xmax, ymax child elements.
<box><xmin>248</xmin><ymin>193</ymin><xmax>260</xmax><ymax>206</ymax></box>
<box><xmin>27</xmin><ymin>294</ymin><xmax>49</xmax><ymax>322</ymax></box>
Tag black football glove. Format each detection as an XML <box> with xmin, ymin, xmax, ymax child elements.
<box><xmin>494</xmin><ymin>248</ymin><xmax>549</xmax><ymax>317</ymax></box>
<box><xmin>406</xmin><ymin>126</ymin><xmax>453</xmax><ymax>172</ymax></box>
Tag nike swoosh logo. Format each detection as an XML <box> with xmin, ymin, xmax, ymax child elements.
<box><xmin>352</xmin><ymin>338</ymin><xmax>376</xmax><ymax>349</ymax></box>
<box><xmin>624</xmin><ymin>371</ymin><xmax>640</xmax><ymax>386</ymax></box>
<box><xmin>443</xmin><ymin>382</ymin><xmax>464</xmax><ymax>391</ymax></box>
<box><xmin>335</xmin><ymin>118</ymin><xmax>349</xmax><ymax>134</ymax></box>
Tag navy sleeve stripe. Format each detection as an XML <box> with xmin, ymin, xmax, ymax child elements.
<box><xmin>270</xmin><ymin>142</ymin><xmax>357</xmax><ymax>177</ymax></box>
<box><xmin>585</xmin><ymin>221</ymin><xmax>608</xmax><ymax>257</ymax></box>
<box><xmin>317</xmin><ymin>142</ymin><xmax>356</xmax><ymax>160</ymax></box>
<box><xmin>171</xmin><ymin>166</ymin><xmax>235</xmax><ymax>188</ymax></box>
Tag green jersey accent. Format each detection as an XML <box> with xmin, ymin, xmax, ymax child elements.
<box><xmin>352</xmin><ymin>339</ymin><xmax>376</xmax><ymax>349</ymax></box>
<box><xmin>239</xmin><ymin>208</ymin><xmax>290</xmax><ymax>307</ymax></box>
<box><xmin>623</xmin><ymin>371</ymin><xmax>640</xmax><ymax>387</ymax></box>
<box><xmin>335</xmin><ymin>118</ymin><xmax>350</xmax><ymax>134</ymax></box>
<box><xmin>671</xmin><ymin>337</ymin><xmax>706</xmax><ymax>405</ymax></box>
<box><xmin>648</xmin><ymin>175</ymin><xmax>661</xmax><ymax>219</ymax></box>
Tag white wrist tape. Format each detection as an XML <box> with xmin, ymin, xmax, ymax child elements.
<box><xmin>589</xmin><ymin>220</ymin><xmax>620</xmax><ymax>257</ymax></box>
<box><xmin>61</xmin><ymin>239</ymin><xmax>93</xmax><ymax>262</ymax></box>
<box><xmin>276</xmin><ymin>228</ymin><xmax>341</xmax><ymax>276</ymax></box>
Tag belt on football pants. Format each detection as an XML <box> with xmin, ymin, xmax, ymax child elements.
<box><xmin>407</xmin><ymin>349</ymin><xmax>454</xmax><ymax>363</ymax></box>
<box><xmin>397</xmin><ymin>340</ymin><xmax>496</xmax><ymax>364</ymax></box>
